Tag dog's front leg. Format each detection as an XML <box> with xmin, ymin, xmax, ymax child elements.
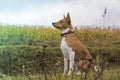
<box><xmin>75</xmin><ymin>63</ymin><xmax>81</xmax><ymax>75</ymax></box>
<box><xmin>63</xmin><ymin>57</ymin><xmax>68</xmax><ymax>75</ymax></box>
<box><xmin>68</xmin><ymin>52</ymin><xmax>75</xmax><ymax>75</ymax></box>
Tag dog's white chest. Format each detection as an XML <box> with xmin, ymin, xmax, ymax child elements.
<box><xmin>61</xmin><ymin>37</ymin><xmax>74</xmax><ymax>59</ymax></box>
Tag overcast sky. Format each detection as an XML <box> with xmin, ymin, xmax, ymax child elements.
<box><xmin>0</xmin><ymin>0</ymin><xmax>120</xmax><ymax>27</ymax></box>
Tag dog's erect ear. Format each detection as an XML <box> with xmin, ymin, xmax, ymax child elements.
<box><xmin>67</xmin><ymin>12</ymin><xmax>71</xmax><ymax>25</ymax></box>
<box><xmin>63</xmin><ymin>14</ymin><xmax>65</xmax><ymax>18</ymax></box>
<box><xmin>67</xmin><ymin>12</ymin><xmax>70</xmax><ymax>20</ymax></box>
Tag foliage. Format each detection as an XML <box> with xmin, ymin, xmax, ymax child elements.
<box><xmin>1</xmin><ymin>68</ymin><xmax>120</xmax><ymax>80</ymax></box>
<box><xmin>0</xmin><ymin>25</ymin><xmax>120</xmax><ymax>79</ymax></box>
<box><xmin>0</xmin><ymin>45</ymin><xmax>62</xmax><ymax>75</ymax></box>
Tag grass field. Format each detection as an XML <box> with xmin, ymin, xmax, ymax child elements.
<box><xmin>0</xmin><ymin>25</ymin><xmax>120</xmax><ymax>46</ymax></box>
<box><xmin>1</xmin><ymin>68</ymin><xmax>120</xmax><ymax>80</ymax></box>
<box><xmin>0</xmin><ymin>25</ymin><xmax>120</xmax><ymax>80</ymax></box>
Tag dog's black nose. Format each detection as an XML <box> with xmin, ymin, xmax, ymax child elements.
<box><xmin>52</xmin><ymin>23</ymin><xmax>55</xmax><ymax>26</ymax></box>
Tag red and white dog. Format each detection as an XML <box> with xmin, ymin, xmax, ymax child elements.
<box><xmin>52</xmin><ymin>13</ymin><xmax>94</xmax><ymax>75</ymax></box>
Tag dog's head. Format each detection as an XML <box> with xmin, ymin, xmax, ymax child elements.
<box><xmin>52</xmin><ymin>13</ymin><xmax>73</xmax><ymax>30</ymax></box>
<box><xmin>76</xmin><ymin>60</ymin><xmax>94</xmax><ymax>72</ymax></box>
<box><xmin>76</xmin><ymin>60</ymin><xmax>90</xmax><ymax>72</ymax></box>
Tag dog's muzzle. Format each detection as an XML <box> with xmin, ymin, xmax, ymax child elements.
<box><xmin>52</xmin><ymin>23</ymin><xmax>61</xmax><ymax>29</ymax></box>
<box><xmin>52</xmin><ymin>23</ymin><xmax>55</xmax><ymax>26</ymax></box>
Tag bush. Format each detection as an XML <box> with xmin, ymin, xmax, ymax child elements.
<box><xmin>0</xmin><ymin>25</ymin><xmax>120</xmax><ymax>75</ymax></box>
<box><xmin>0</xmin><ymin>45</ymin><xmax>62</xmax><ymax>75</ymax></box>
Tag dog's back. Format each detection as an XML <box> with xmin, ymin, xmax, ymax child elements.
<box><xmin>64</xmin><ymin>34</ymin><xmax>92</xmax><ymax>61</ymax></box>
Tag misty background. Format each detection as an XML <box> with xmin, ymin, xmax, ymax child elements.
<box><xmin>0</xmin><ymin>0</ymin><xmax>120</xmax><ymax>28</ymax></box>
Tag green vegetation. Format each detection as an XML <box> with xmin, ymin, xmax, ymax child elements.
<box><xmin>0</xmin><ymin>25</ymin><xmax>120</xmax><ymax>80</ymax></box>
<box><xmin>1</xmin><ymin>68</ymin><xmax>120</xmax><ymax>80</ymax></box>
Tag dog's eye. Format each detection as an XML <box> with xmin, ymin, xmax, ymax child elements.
<box><xmin>60</xmin><ymin>20</ymin><xmax>62</xmax><ymax>23</ymax></box>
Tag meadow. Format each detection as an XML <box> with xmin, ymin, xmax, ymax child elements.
<box><xmin>0</xmin><ymin>25</ymin><xmax>120</xmax><ymax>80</ymax></box>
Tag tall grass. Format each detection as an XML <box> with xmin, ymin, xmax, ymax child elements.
<box><xmin>0</xmin><ymin>25</ymin><xmax>120</xmax><ymax>46</ymax></box>
<box><xmin>0</xmin><ymin>25</ymin><xmax>61</xmax><ymax>46</ymax></box>
<box><xmin>0</xmin><ymin>25</ymin><xmax>120</xmax><ymax>80</ymax></box>
<box><xmin>1</xmin><ymin>68</ymin><xmax>120</xmax><ymax>80</ymax></box>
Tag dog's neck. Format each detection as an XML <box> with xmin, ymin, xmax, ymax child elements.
<box><xmin>61</xmin><ymin>28</ymin><xmax>74</xmax><ymax>36</ymax></box>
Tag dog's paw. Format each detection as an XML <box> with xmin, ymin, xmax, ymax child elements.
<box><xmin>76</xmin><ymin>71</ymin><xmax>81</xmax><ymax>75</ymax></box>
<box><xmin>67</xmin><ymin>72</ymin><xmax>72</xmax><ymax>76</ymax></box>
<box><xmin>62</xmin><ymin>72</ymin><xmax>67</xmax><ymax>75</ymax></box>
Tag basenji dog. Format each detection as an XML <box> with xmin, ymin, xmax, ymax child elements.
<box><xmin>52</xmin><ymin>13</ymin><xmax>94</xmax><ymax>75</ymax></box>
